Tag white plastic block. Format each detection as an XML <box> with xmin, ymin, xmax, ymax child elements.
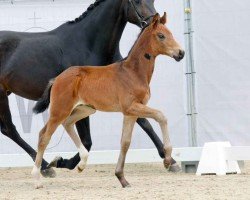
<box><xmin>196</xmin><ymin>142</ymin><xmax>241</xmax><ymax>176</ymax></box>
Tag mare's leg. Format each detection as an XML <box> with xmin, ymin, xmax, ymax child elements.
<box><xmin>0</xmin><ymin>85</ymin><xmax>55</xmax><ymax>177</ymax></box>
<box><xmin>76</xmin><ymin>117</ymin><xmax>91</xmax><ymax>150</ymax></box>
<box><xmin>49</xmin><ymin>117</ymin><xmax>91</xmax><ymax>170</ymax></box>
<box><xmin>31</xmin><ymin>119</ymin><xmax>60</xmax><ymax>188</ymax></box>
<box><xmin>137</xmin><ymin>118</ymin><xmax>165</xmax><ymax>158</ymax></box>
<box><xmin>136</xmin><ymin>118</ymin><xmax>180</xmax><ymax>172</ymax></box>
<box><xmin>127</xmin><ymin>103</ymin><xmax>172</xmax><ymax>168</ymax></box>
<box><xmin>115</xmin><ymin>116</ymin><xmax>137</xmax><ymax>188</ymax></box>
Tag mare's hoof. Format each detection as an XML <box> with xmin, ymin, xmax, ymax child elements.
<box><xmin>169</xmin><ymin>163</ymin><xmax>182</xmax><ymax>173</ymax></box>
<box><xmin>47</xmin><ymin>156</ymin><xmax>62</xmax><ymax>168</ymax></box>
<box><xmin>41</xmin><ymin>167</ymin><xmax>56</xmax><ymax>178</ymax></box>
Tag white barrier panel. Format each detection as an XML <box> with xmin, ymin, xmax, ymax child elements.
<box><xmin>0</xmin><ymin>148</ymin><xmax>201</xmax><ymax>168</ymax></box>
<box><xmin>1</xmin><ymin>146</ymin><xmax>250</xmax><ymax>168</ymax></box>
<box><xmin>225</xmin><ymin>146</ymin><xmax>250</xmax><ymax>160</ymax></box>
<box><xmin>196</xmin><ymin>142</ymin><xmax>241</xmax><ymax>175</ymax></box>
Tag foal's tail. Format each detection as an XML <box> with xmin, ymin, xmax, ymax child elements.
<box><xmin>33</xmin><ymin>79</ymin><xmax>54</xmax><ymax>114</ymax></box>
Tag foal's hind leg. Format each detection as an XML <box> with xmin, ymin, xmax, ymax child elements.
<box><xmin>63</xmin><ymin>105</ymin><xmax>96</xmax><ymax>172</ymax></box>
<box><xmin>63</xmin><ymin>124</ymin><xmax>89</xmax><ymax>172</ymax></box>
<box><xmin>31</xmin><ymin>119</ymin><xmax>61</xmax><ymax>189</ymax></box>
<box><xmin>48</xmin><ymin>118</ymin><xmax>91</xmax><ymax>170</ymax></box>
<box><xmin>115</xmin><ymin>116</ymin><xmax>137</xmax><ymax>188</ymax></box>
<box><xmin>0</xmin><ymin>85</ymin><xmax>55</xmax><ymax>177</ymax></box>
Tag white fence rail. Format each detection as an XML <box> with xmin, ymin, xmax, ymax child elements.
<box><xmin>1</xmin><ymin>146</ymin><xmax>250</xmax><ymax>168</ymax></box>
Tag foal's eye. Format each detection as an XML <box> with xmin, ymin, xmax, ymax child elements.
<box><xmin>134</xmin><ymin>0</ymin><xmax>140</xmax><ymax>4</ymax></box>
<box><xmin>158</xmin><ymin>33</ymin><xmax>165</xmax><ymax>40</ymax></box>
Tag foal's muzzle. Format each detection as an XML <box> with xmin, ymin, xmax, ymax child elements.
<box><xmin>173</xmin><ymin>50</ymin><xmax>185</xmax><ymax>62</ymax></box>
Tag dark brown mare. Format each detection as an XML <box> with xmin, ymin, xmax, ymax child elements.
<box><xmin>32</xmin><ymin>13</ymin><xmax>185</xmax><ymax>188</ymax></box>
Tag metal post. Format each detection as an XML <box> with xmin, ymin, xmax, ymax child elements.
<box><xmin>184</xmin><ymin>0</ymin><xmax>197</xmax><ymax>146</ymax></box>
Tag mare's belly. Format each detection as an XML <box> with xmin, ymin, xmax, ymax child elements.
<box><xmin>5</xmin><ymin>71</ymin><xmax>56</xmax><ymax>100</ymax></box>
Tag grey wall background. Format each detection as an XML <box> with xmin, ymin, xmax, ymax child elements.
<box><xmin>193</xmin><ymin>0</ymin><xmax>250</xmax><ymax>145</ymax></box>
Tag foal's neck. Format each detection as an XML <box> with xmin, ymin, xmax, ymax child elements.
<box><xmin>125</xmin><ymin>39</ymin><xmax>156</xmax><ymax>85</ymax></box>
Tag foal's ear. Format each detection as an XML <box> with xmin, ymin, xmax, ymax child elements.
<box><xmin>151</xmin><ymin>13</ymin><xmax>160</xmax><ymax>29</ymax></box>
<box><xmin>160</xmin><ymin>12</ymin><xmax>167</xmax><ymax>25</ymax></box>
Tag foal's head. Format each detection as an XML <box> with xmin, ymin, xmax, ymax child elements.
<box><xmin>142</xmin><ymin>13</ymin><xmax>185</xmax><ymax>61</ymax></box>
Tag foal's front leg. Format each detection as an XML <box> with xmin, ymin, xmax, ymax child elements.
<box><xmin>115</xmin><ymin>116</ymin><xmax>137</xmax><ymax>188</ymax></box>
<box><xmin>136</xmin><ymin>118</ymin><xmax>180</xmax><ymax>172</ymax></box>
<box><xmin>126</xmin><ymin>103</ymin><xmax>172</xmax><ymax>168</ymax></box>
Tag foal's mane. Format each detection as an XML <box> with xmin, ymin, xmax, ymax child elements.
<box><xmin>119</xmin><ymin>25</ymin><xmax>149</xmax><ymax>62</ymax></box>
<box><xmin>127</xmin><ymin>25</ymin><xmax>149</xmax><ymax>56</ymax></box>
<box><xmin>68</xmin><ymin>0</ymin><xmax>106</xmax><ymax>24</ymax></box>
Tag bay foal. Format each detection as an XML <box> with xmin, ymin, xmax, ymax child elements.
<box><xmin>32</xmin><ymin>13</ymin><xmax>185</xmax><ymax>188</ymax></box>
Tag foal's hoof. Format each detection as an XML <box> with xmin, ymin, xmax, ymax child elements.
<box><xmin>47</xmin><ymin>156</ymin><xmax>62</xmax><ymax>168</ymax></box>
<box><xmin>169</xmin><ymin>163</ymin><xmax>182</xmax><ymax>173</ymax></box>
<box><xmin>123</xmin><ymin>183</ymin><xmax>131</xmax><ymax>188</ymax></box>
<box><xmin>119</xmin><ymin>177</ymin><xmax>131</xmax><ymax>188</ymax></box>
<box><xmin>77</xmin><ymin>166</ymin><xmax>84</xmax><ymax>173</ymax></box>
<box><xmin>41</xmin><ymin>167</ymin><xmax>56</xmax><ymax>178</ymax></box>
<box><xmin>77</xmin><ymin>160</ymin><xmax>86</xmax><ymax>173</ymax></box>
<box><xmin>35</xmin><ymin>182</ymin><xmax>44</xmax><ymax>189</ymax></box>
<box><xmin>163</xmin><ymin>157</ymin><xmax>172</xmax><ymax>169</ymax></box>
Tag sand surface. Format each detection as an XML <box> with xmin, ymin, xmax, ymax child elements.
<box><xmin>0</xmin><ymin>162</ymin><xmax>250</xmax><ymax>200</ymax></box>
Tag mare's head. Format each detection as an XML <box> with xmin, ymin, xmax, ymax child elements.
<box><xmin>124</xmin><ymin>0</ymin><xmax>156</xmax><ymax>28</ymax></box>
<box><xmin>142</xmin><ymin>13</ymin><xmax>185</xmax><ymax>61</ymax></box>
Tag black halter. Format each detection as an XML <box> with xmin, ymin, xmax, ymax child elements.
<box><xmin>129</xmin><ymin>0</ymin><xmax>154</xmax><ymax>28</ymax></box>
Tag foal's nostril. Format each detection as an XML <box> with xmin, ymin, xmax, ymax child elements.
<box><xmin>179</xmin><ymin>50</ymin><xmax>185</xmax><ymax>59</ymax></box>
<box><xmin>173</xmin><ymin>50</ymin><xmax>185</xmax><ymax>62</ymax></box>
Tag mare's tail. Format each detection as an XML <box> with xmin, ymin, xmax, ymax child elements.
<box><xmin>33</xmin><ymin>79</ymin><xmax>54</xmax><ymax>114</ymax></box>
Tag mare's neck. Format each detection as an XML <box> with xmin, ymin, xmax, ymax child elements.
<box><xmin>55</xmin><ymin>0</ymin><xmax>127</xmax><ymax>64</ymax></box>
